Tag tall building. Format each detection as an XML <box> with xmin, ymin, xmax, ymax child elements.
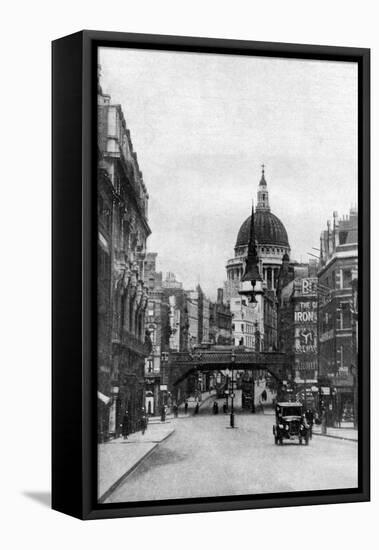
<box><xmin>143</xmin><ymin>253</ymin><xmax>170</xmax><ymax>415</ymax></box>
<box><xmin>97</xmin><ymin>139</ymin><xmax>114</xmax><ymax>442</ymax></box>
<box><xmin>144</xmin><ymin>257</ymin><xmax>195</xmax><ymax>411</ymax></box>
<box><xmin>97</xmin><ymin>79</ymin><xmax>151</xmax><ymax>440</ymax></box>
<box><xmin>229</xmin><ymin>296</ymin><xmax>257</xmax><ymax>348</ymax></box>
<box><xmin>276</xmin><ymin>259</ymin><xmax>319</xmax><ymax>404</ymax></box>
<box><xmin>225</xmin><ymin>167</ymin><xmax>290</xmax><ymax>351</ymax></box>
<box><xmin>317</xmin><ymin>208</ymin><xmax>358</xmax><ymax>425</ymax></box>
<box><xmin>209</xmin><ymin>289</ymin><xmax>233</xmax><ymax>346</ymax></box>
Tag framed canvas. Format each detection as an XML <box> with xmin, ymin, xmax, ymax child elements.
<box><xmin>52</xmin><ymin>30</ymin><xmax>370</xmax><ymax>520</ymax></box>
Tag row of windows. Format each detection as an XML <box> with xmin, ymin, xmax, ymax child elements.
<box><xmin>232</xmin><ymin>323</ymin><xmax>255</xmax><ymax>334</ymax></box>
<box><xmin>235</xmin><ymin>336</ymin><xmax>255</xmax><ymax>348</ymax></box>
<box><xmin>260</xmin><ymin>247</ymin><xmax>286</xmax><ymax>255</ymax></box>
<box><xmin>233</xmin><ymin>299</ymin><xmax>247</xmax><ymax>306</ymax></box>
<box><xmin>324</xmin><ymin>268</ymin><xmax>353</xmax><ymax>290</ymax></box>
<box><xmin>321</xmin><ymin>302</ymin><xmax>352</xmax><ymax>332</ymax></box>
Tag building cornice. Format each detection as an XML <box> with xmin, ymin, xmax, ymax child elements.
<box><xmin>318</xmin><ymin>251</ymin><xmax>358</xmax><ymax>276</ymax></box>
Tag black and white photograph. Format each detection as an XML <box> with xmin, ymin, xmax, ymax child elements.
<box><xmin>96</xmin><ymin>46</ymin><xmax>359</xmax><ymax>504</ymax></box>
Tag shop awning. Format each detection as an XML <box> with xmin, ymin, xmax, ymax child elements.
<box><xmin>97</xmin><ymin>391</ymin><xmax>111</xmax><ymax>405</ymax></box>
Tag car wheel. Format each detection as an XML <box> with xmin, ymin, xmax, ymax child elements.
<box><xmin>299</xmin><ymin>437</ymin><xmax>302</xmax><ymax>445</ymax></box>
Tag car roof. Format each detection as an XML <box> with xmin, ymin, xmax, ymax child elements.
<box><xmin>277</xmin><ymin>402</ymin><xmax>303</xmax><ymax>407</ymax></box>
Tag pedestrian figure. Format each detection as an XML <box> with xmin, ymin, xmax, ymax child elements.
<box><xmin>141</xmin><ymin>409</ymin><xmax>148</xmax><ymax>435</ymax></box>
<box><xmin>160</xmin><ymin>404</ymin><xmax>166</xmax><ymax>422</ymax></box>
<box><xmin>184</xmin><ymin>400</ymin><xmax>188</xmax><ymax>415</ymax></box>
<box><xmin>321</xmin><ymin>407</ymin><xmax>327</xmax><ymax>435</ymax></box>
<box><xmin>173</xmin><ymin>403</ymin><xmax>178</xmax><ymax>418</ymax></box>
<box><xmin>194</xmin><ymin>402</ymin><xmax>199</xmax><ymax>415</ymax></box>
<box><xmin>121</xmin><ymin>410</ymin><xmax>129</xmax><ymax>440</ymax></box>
<box><xmin>305</xmin><ymin>408</ymin><xmax>314</xmax><ymax>439</ymax></box>
<box><xmin>213</xmin><ymin>401</ymin><xmax>219</xmax><ymax>414</ymax></box>
<box><xmin>261</xmin><ymin>389</ymin><xmax>267</xmax><ymax>402</ymax></box>
<box><xmin>223</xmin><ymin>402</ymin><xmax>228</xmax><ymax>414</ymax></box>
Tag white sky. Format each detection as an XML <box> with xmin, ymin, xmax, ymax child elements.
<box><xmin>99</xmin><ymin>47</ymin><xmax>358</xmax><ymax>300</ymax></box>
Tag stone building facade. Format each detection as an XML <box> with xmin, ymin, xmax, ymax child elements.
<box><xmin>97</xmin><ymin>146</ymin><xmax>114</xmax><ymax>441</ymax></box>
<box><xmin>317</xmin><ymin>208</ymin><xmax>358</xmax><ymax>425</ymax></box>
<box><xmin>143</xmin><ymin>253</ymin><xmax>170</xmax><ymax>415</ymax></box>
<box><xmin>97</xmin><ymin>80</ymin><xmax>151</xmax><ymax>440</ymax></box>
<box><xmin>209</xmin><ymin>289</ymin><xmax>233</xmax><ymax>346</ymax></box>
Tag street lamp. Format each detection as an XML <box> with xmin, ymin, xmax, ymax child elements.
<box><xmin>238</xmin><ymin>200</ymin><xmax>262</xmax><ymax>304</ymax></box>
<box><xmin>225</xmin><ymin>350</ymin><xmax>236</xmax><ymax>428</ymax></box>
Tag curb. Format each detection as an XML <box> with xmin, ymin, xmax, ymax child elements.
<box><xmin>313</xmin><ymin>432</ymin><xmax>358</xmax><ymax>442</ymax></box>
<box><xmin>98</xmin><ymin>429</ymin><xmax>175</xmax><ymax>503</ymax></box>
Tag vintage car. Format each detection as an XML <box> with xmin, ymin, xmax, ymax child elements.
<box><xmin>273</xmin><ymin>402</ymin><xmax>310</xmax><ymax>445</ymax></box>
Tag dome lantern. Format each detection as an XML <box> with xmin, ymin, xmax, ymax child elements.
<box><xmin>257</xmin><ymin>163</ymin><xmax>270</xmax><ymax>211</ymax></box>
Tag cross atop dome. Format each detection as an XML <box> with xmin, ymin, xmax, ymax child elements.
<box><xmin>257</xmin><ymin>164</ymin><xmax>270</xmax><ymax>211</ymax></box>
<box><xmin>259</xmin><ymin>163</ymin><xmax>267</xmax><ymax>187</ymax></box>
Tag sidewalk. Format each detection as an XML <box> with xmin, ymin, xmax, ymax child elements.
<box><xmin>98</xmin><ymin>422</ymin><xmax>174</xmax><ymax>502</ymax></box>
<box><xmin>313</xmin><ymin>425</ymin><xmax>358</xmax><ymax>442</ymax></box>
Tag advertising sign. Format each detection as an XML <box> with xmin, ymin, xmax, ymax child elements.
<box><xmin>301</xmin><ymin>278</ymin><xmax>317</xmax><ymax>295</ymax></box>
<box><xmin>297</xmin><ymin>358</ymin><xmax>317</xmax><ymax>371</ymax></box>
<box><xmin>294</xmin><ymin>297</ymin><xmax>318</xmax><ymax>353</ymax></box>
<box><xmin>294</xmin><ymin>301</ymin><xmax>318</xmax><ymax>323</ymax></box>
<box><xmin>294</xmin><ymin>327</ymin><xmax>317</xmax><ymax>353</ymax></box>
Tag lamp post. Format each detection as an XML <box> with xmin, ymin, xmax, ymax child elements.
<box><xmin>251</xmin><ymin>372</ymin><xmax>256</xmax><ymax>413</ymax></box>
<box><xmin>238</xmin><ymin>200</ymin><xmax>262</xmax><ymax>305</ymax></box>
<box><xmin>225</xmin><ymin>350</ymin><xmax>236</xmax><ymax>428</ymax></box>
<box><xmin>225</xmin><ymin>375</ymin><xmax>229</xmax><ymax>411</ymax></box>
<box><xmin>230</xmin><ymin>351</ymin><xmax>236</xmax><ymax>427</ymax></box>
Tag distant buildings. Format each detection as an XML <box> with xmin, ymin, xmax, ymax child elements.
<box><xmin>143</xmin><ymin>253</ymin><xmax>233</xmax><ymax>411</ymax></box>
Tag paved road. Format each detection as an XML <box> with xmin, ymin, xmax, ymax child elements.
<box><xmin>106</xmin><ymin>412</ymin><xmax>358</xmax><ymax>503</ymax></box>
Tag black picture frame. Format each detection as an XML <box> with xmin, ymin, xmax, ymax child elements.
<box><xmin>52</xmin><ymin>30</ymin><xmax>370</xmax><ymax>520</ymax></box>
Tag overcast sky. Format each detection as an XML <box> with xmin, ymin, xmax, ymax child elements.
<box><xmin>99</xmin><ymin>47</ymin><xmax>358</xmax><ymax>299</ymax></box>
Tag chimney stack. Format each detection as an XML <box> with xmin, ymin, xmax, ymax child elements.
<box><xmin>217</xmin><ymin>288</ymin><xmax>224</xmax><ymax>304</ymax></box>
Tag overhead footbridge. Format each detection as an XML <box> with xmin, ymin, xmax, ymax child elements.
<box><xmin>166</xmin><ymin>346</ymin><xmax>290</xmax><ymax>387</ymax></box>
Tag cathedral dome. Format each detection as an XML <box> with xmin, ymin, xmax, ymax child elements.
<box><xmin>236</xmin><ymin>210</ymin><xmax>289</xmax><ymax>248</ymax></box>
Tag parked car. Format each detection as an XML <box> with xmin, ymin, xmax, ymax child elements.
<box><xmin>273</xmin><ymin>402</ymin><xmax>310</xmax><ymax>445</ymax></box>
